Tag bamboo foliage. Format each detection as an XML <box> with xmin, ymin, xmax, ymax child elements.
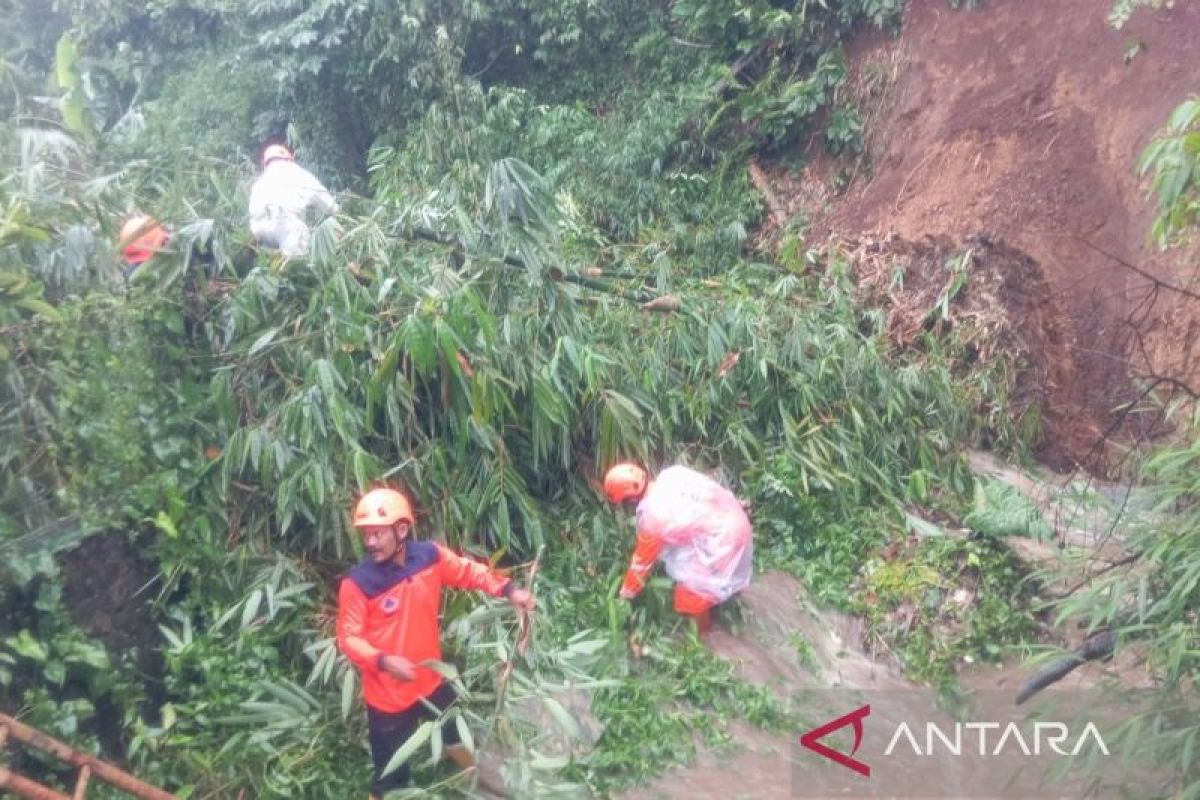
<box><xmin>193</xmin><ymin>174</ymin><xmax>973</xmax><ymax>563</ymax></box>
<box><xmin>1047</xmin><ymin>405</ymin><xmax>1200</xmax><ymax>798</ymax></box>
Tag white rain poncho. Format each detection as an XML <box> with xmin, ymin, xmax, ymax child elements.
<box><xmin>248</xmin><ymin>160</ymin><xmax>337</xmax><ymax>258</ymax></box>
<box><xmin>622</xmin><ymin>465</ymin><xmax>754</xmax><ymax>604</ymax></box>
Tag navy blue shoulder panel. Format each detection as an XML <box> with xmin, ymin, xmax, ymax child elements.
<box><xmin>401</xmin><ymin>540</ymin><xmax>440</xmax><ymax>578</ymax></box>
<box><xmin>346</xmin><ymin>540</ymin><xmax>441</xmax><ymax>599</ymax></box>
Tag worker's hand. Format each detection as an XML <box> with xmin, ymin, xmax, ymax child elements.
<box><xmin>379</xmin><ymin>654</ymin><xmax>417</xmax><ymax>681</ymax></box>
<box><xmin>508</xmin><ymin>588</ymin><xmax>536</xmax><ymax>612</ymax></box>
<box><xmin>618</xmin><ymin>587</ymin><xmax>637</xmax><ymax>601</ymax></box>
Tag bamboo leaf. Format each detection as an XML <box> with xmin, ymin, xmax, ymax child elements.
<box><xmin>455</xmin><ymin>714</ymin><xmax>474</xmax><ymax>754</ymax></box>
<box><xmin>249</xmin><ymin>327</ymin><xmax>280</xmax><ymax>356</ymax></box>
<box><xmin>381</xmin><ymin>720</ymin><xmax>434</xmax><ymax>777</ymax></box>
<box><xmin>54</xmin><ymin>34</ymin><xmax>80</xmax><ymax>91</ymax></box>
<box><xmin>340</xmin><ymin>669</ymin><xmax>356</xmax><ymax>720</ymax></box>
<box><xmin>541</xmin><ymin>695</ymin><xmax>582</xmax><ymax>741</ymax></box>
<box><xmin>241</xmin><ymin>590</ymin><xmax>264</xmax><ymax>629</ymax></box>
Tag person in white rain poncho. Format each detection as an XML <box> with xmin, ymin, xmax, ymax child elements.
<box><xmin>604</xmin><ymin>462</ymin><xmax>754</xmax><ymax>635</ymax></box>
<box><xmin>248</xmin><ymin>144</ymin><xmax>337</xmax><ymax>258</ymax></box>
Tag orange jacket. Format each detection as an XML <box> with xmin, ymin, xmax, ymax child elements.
<box><xmin>337</xmin><ymin>540</ymin><xmax>512</xmax><ymax>713</ymax></box>
<box><xmin>621</xmin><ymin>532</ymin><xmax>664</xmax><ymax>597</ymax></box>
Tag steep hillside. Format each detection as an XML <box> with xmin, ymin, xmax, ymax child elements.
<box><xmin>795</xmin><ymin>0</ymin><xmax>1200</xmax><ymax>466</ymax></box>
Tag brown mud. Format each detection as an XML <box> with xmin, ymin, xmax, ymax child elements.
<box><xmin>763</xmin><ymin>0</ymin><xmax>1200</xmax><ymax>468</ymax></box>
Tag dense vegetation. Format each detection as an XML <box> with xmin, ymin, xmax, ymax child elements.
<box><xmin>1</xmin><ymin>0</ymin><xmax>1196</xmax><ymax>798</ymax></box>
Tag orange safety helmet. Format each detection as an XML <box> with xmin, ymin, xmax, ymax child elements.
<box><xmin>261</xmin><ymin>143</ymin><xmax>294</xmax><ymax>167</ymax></box>
<box><xmin>353</xmin><ymin>487</ymin><xmax>414</xmax><ymax>528</ymax></box>
<box><xmin>604</xmin><ymin>462</ymin><xmax>648</xmax><ymax>503</ymax></box>
<box><xmin>118</xmin><ymin>215</ymin><xmax>170</xmax><ymax>265</ymax></box>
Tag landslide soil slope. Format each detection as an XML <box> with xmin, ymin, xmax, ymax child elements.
<box><xmin>814</xmin><ymin>0</ymin><xmax>1200</xmax><ymax>465</ymax></box>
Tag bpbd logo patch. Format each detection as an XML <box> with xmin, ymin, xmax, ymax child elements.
<box><xmin>381</xmin><ymin>596</ymin><xmax>400</xmax><ymax>614</ymax></box>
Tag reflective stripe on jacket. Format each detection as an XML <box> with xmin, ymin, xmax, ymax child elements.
<box><xmin>337</xmin><ymin>540</ymin><xmax>511</xmax><ymax>713</ymax></box>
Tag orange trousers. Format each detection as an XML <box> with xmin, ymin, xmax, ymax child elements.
<box><xmin>674</xmin><ymin>584</ymin><xmax>716</xmax><ymax>615</ymax></box>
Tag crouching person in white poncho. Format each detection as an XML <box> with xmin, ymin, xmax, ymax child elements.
<box><xmin>248</xmin><ymin>143</ymin><xmax>337</xmax><ymax>259</ymax></box>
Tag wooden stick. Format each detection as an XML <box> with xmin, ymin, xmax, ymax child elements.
<box><xmin>0</xmin><ymin>768</ymin><xmax>72</xmax><ymax>800</ymax></box>
<box><xmin>0</xmin><ymin>715</ymin><xmax>176</xmax><ymax>800</ymax></box>
<box><xmin>495</xmin><ymin>548</ymin><xmax>543</xmax><ymax>696</ymax></box>
<box><xmin>73</xmin><ymin>766</ymin><xmax>91</xmax><ymax>800</ymax></box>
<box><xmin>516</xmin><ymin>551</ymin><xmax>542</xmax><ymax>658</ymax></box>
<box><xmin>469</xmin><ymin>546</ymin><xmax>544</xmax><ymax>796</ymax></box>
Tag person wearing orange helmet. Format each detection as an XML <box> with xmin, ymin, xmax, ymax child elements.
<box><xmin>604</xmin><ymin>462</ymin><xmax>754</xmax><ymax>635</ymax></box>
<box><xmin>117</xmin><ymin>215</ymin><xmax>171</xmax><ymax>277</ymax></box>
<box><xmin>337</xmin><ymin>486</ymin><xmax>533</xmax><ymax>799</ymax></box>
<box><xmin>248</xmin><ymin>143</ymin><xmax>337</xmax><ymax>259</ymax></box>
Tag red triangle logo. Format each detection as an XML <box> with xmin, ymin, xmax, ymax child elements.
<box><xmin>800</xmin><ymin>704</ymin><xmax>871</xmax><ymax>777</ymax></box>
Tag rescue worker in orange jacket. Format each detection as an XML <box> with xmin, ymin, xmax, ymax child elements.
<box><xmin>117</xmin><ymin>215</ymin><xmax>170</xmax><ymax>279</ymax></box>
<box><xmin>604</xmin><ymin>462</ymin><xmax>753</xmax><ymax>634</ymax></box>
<box><xmin>337</xmin><ymin>487</ymin><xmax>534</xmax><ymax>799</ymax></box>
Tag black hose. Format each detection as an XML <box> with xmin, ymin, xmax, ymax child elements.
<box><xmin>1015</xmin><ymin>630</ymin><xmax>1116</xmax><ymax>705</ymax></box>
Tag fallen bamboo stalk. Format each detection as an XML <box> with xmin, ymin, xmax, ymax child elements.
<box><xmin>409</xmin><ymin>227</ymin><xmax>658</xmax><ymax>304</ymax></box>
<box><xmin>748</xmin><ymin>160</ymin><xmax>788</xmax><ymax>228</ymax></box>
<box><xmin>73</xmin><ymin>766</ymin><xmax>91</xmax><ymax>800</ymax></box>
<box><xmin>0</xmin><ymin>714</ymin><xmax>176</xmax><ymax>800</ymax></box>
<box><xmin>0</xmin><ymin>767</ymin><xmax>72</xmax><ymax>800</ymax></box>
